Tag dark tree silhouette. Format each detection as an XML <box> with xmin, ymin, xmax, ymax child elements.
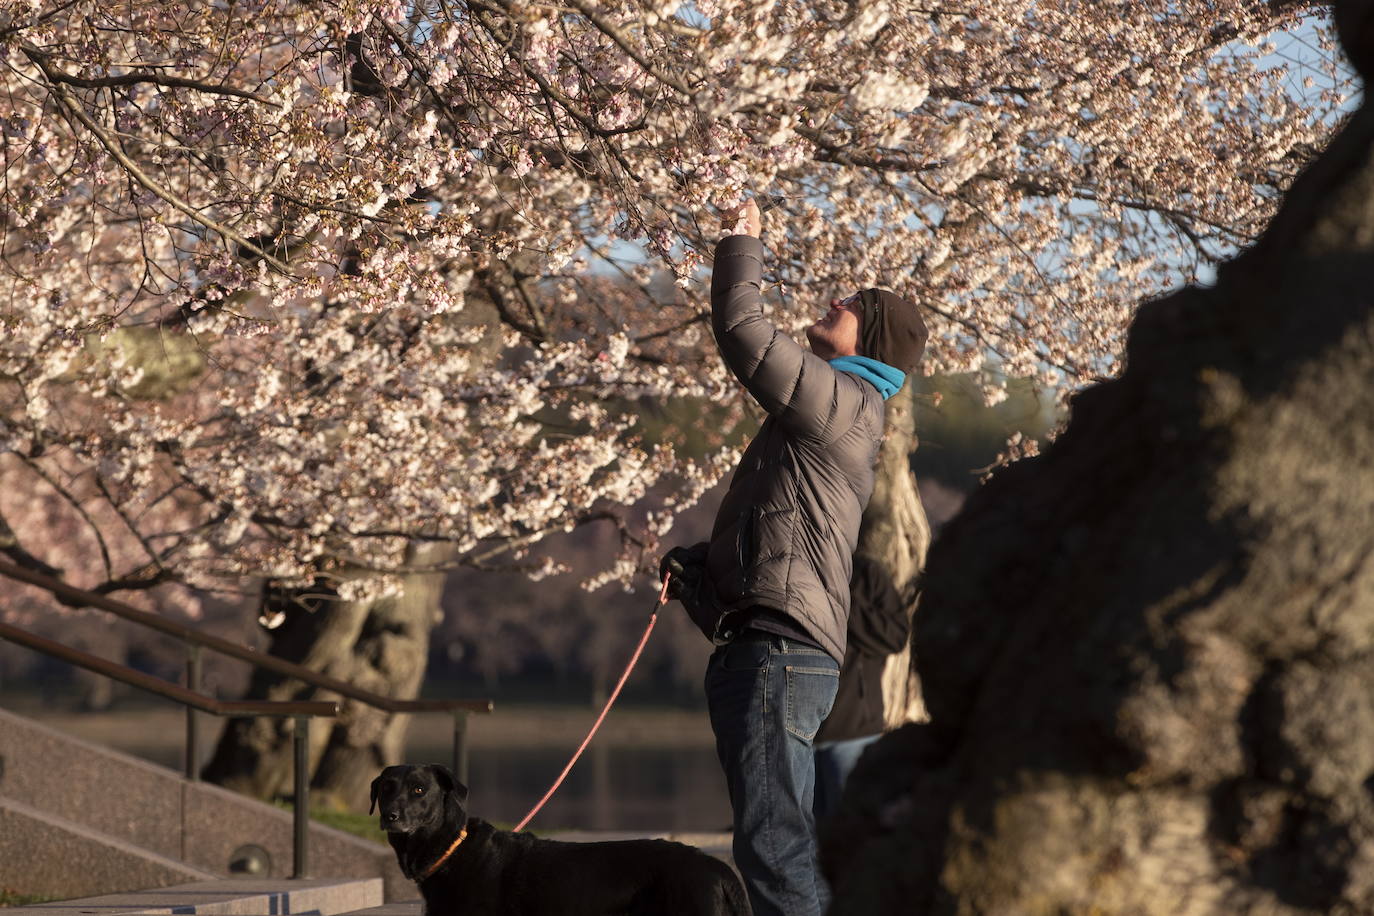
<box><xmin>823</xmin><ymin>3</ymin><xmax>1374</xmax><ymax>911</ymax></box>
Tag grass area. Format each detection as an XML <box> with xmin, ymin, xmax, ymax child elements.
<box><xmin>273</xmin><ymin>801</ymin><xmax>388</xmax><ymax>845</ymax></box>
<box><xmin>276</xmin><ymin>803</ymin><xmax>528</xmax><ymax>843</ymax></box>
<box><xmin>311</xmin><ymin>807</ymin><xmax>389</xmax><ymax>845</ymax></box>
<box><xmin>1</xmin><ymin>889</ymin><xmax>55</xmax><ymax>907</ymax></box>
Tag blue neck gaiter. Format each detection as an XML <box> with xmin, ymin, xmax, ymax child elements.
<box><xmin>828</xmin><ymin>356</ymin><xmax>907</xmax><ymax>401</ymax></box>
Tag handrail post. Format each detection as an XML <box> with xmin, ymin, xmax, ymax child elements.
<box><xmin>452</xmin><ymin>711</ymin><xmax>469</xmax><ymax>785</ymax></box>
<box><xmin>185</xmin><ymin>643</ymin><xmax>202</xmax><ymax>780</ymax></box>
<box><xmin>292</xmin><ymin>715</ymin><xmax>309</xmax><ymax>879</ymax></box>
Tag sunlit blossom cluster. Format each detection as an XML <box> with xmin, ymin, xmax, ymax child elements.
<box><xmin>0</xmin><ymin>0</ymin><xmax>1351</xmax><ymax>603</ymax></box>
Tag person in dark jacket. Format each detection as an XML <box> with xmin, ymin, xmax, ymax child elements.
<box><xmin>662</xmin><ymin>197</ymin><xmax>927</xmax><ymax>916</ymax></box>
<box><xmin>812</xmin><ymin>554</ymin><xmax>911</xmax><ymax>822</ymax></box>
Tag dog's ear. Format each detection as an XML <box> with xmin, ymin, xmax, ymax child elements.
<box><xmin>368</xmin><ymin>774</ymin><xmax>381</xmax><ymax>815</ymax></box>
<box><xmin>430</xmin><ymin>764</ymin><xmax>468</xmax><ymax>804</ymax></box>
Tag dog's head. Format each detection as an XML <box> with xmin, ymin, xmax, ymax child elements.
<box><xmin>369</xmin><ymin>764</ymin><xmax>469</xmax><ymax>835</ymax></box>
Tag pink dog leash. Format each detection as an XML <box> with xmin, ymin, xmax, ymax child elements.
<box><xmin>512</xmin><ymin>574</ymin><xmax>671</xmax><ymax>832</ymax></box>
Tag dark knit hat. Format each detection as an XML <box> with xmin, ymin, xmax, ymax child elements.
<box><xmin>856</xmin><ymin>288</ymin><xmax>928</xmax><ymax>374</ymax></box>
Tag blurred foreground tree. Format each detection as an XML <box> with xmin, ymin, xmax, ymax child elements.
<box><xmin>822</xmin><ymin>0</ymin><xmax>1374</xmax><ymax>910</ymax></box>
<box><xmin>0</xmin><ymin>0</ymin><xmax>1354</xmax><ymax>803</ymax></box>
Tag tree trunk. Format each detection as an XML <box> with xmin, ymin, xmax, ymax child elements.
<box><xmin>822</xmin><ymin>7</ymin><xmax>1374</xmax><ymax>912</ymax></box>
<box><xmin>201</xmin><ymin>545</ymin><xmax>446</xmax><ymax>811</ymax></box>
<box><xmin>854</xmin><ymin>384</ymin><xmax>933</xmax><ymax>727</ymax></box>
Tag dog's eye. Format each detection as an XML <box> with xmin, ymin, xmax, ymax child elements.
<box><xmin>413</xmin><ymin>786</ymin><xmax>424</xmax><ymax>794</ymax></box>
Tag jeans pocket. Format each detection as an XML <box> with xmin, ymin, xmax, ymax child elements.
<box><xmin>784</xmin><ymin>664</ymin><xmax>839</xmax><ymax>742</ymax></box>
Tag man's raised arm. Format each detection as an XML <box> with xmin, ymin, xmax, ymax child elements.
<box><xmin>709</xmin><ymin>200</ymin><xmax>863</xmax><ymax>442</ymax></box>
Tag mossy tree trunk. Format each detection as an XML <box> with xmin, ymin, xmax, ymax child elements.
<box><xmin>854</xmin><ymin>384</ymin><xmax>933</xmax><ymax>727</ymax></box>
<box><xmin>201</xmin><ymin>545</ymin><xmax>448</xmax><ymax>810</ymax></box>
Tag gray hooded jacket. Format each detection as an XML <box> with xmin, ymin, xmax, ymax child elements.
<box><xmin>705</xmin><ymin>235</ymin><xmax>886</xmax><ymax>663</ymax></box>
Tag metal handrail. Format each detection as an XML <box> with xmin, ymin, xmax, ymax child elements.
<box><xmin>0</xmin><ymin>622</ymin><xmax>335</xmax><ymax>718</ymax></box>
<box><xmin>0</xmin><ymin>558</ymin><xmax>493</xmax><ymax>781</ymax></box>
<box><xmin>0</xmin><ymin>619</ymin><xmax>334</xmax><ymax>878</ymax></box>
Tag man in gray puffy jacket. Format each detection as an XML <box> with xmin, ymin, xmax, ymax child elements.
<box><xmin>664</xmin><ymin>198</ymin><xmax>927</xmax><ymax>916</ymax></box>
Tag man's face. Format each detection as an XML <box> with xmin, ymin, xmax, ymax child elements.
<box><xmin>806</xmin><ymin>292</ymin><xmax>862</xmax><ymax>359</ymax></box>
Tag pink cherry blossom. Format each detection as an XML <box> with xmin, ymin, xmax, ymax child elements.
<box><xmin>0</xmin><ymin>0</ymin><xmax>1351</xmax><ymax>606</ymax></box>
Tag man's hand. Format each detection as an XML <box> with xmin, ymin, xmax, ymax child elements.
<box><xmin>659</xmin><ymin>542</ymin><xmax>709</xmax><ymax>599</ymax></box>
<box><xmin>722</xmin><ymin>198</ymin><xmax>761</xmax><ymax>238</ymax></box>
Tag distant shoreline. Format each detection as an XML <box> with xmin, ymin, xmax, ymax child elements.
<box><xmin>9</xmin><ymin>701</ymin><xmax>719</xmax><ymax>755</ymax></box>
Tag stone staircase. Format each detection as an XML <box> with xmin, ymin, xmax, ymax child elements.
<box><xmin>1</xmin><ymin>878</ymin><xmax>385</xmax><ymax>916</ymax></box>
<box><xmin>0</xmin><ymin>705</ymin><xmax>734</xmax><ymax>912</ymax></box>
<box><xmin>0</xmin><ymin>707</ymin><xmax>406</xmax><ymax>900</ymax></box>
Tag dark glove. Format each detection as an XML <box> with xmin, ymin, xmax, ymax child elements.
<box><xmin>658</xmin><ymin>542</ymin><xmax>725</xmax><ymax>641</ymax></box>
<box><xmin>659</xmin><ymin>543</ymin><xmax>709</xmax><ymax>600</ymax></box>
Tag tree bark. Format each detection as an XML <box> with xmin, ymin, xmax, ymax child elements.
<box><xmin>854</xmin><ymin>384</ymin><xmax>933</xmax><ymax>727</ymax></box>
<box><xmin>201</xmin><ymin>545</ymin><xmax>446</xmax><ymax>810</ymax></box>
<box><xmin>822</xmin><ymin>3</ymin><xmax>1374</xmax><ymax>912</ymax></box>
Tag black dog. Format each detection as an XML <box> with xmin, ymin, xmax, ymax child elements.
<box><xmin>370</xmin><ymin>764</ymin><xmax>750</xmax><ymax>915</ymax></box>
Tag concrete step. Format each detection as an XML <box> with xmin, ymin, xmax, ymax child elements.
<box><xmin>333</xmin><ymin>905</ymin><xmax>420</xmax><ymax>916</ymax></box>
<box><xmin>0</xmin><ymin>707</ymin><xmax>405</xmax><ymax>898</ymax></box>
<box><xmin>0</xmin><ymin>796</ymin><xmax>217</xmax><ymax>899</ymax></box>
<box><xmin>1</xmin><ymin>877</ymin><xmax>382</xmax><ymax>916</ymax></box>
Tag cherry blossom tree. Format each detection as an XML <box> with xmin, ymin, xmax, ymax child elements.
<box><xmin>0</xmin><ymin>0</ymin><xmax>1354</xmax><ymax>799</ymax></box>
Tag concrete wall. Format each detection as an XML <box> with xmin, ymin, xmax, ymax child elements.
<box><xmin>0</xmin><ymin>708</ymin><xmax>411</xmax><ymax>900</ymax></box>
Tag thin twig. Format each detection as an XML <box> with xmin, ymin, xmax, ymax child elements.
<box><xmin>15</xmin><ymin>454</ymin><xmax>115</xmax><ymax>581</ymax></box>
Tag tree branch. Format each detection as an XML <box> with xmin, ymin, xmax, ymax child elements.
<box><xmin>23</xmin><ymin>46</ymin><xmax>294</xmax><ymax>276</ymax></box>
<box><xmin>475</xmin><ymin>265</ymin><xmax>547</xmax><ymax>341</ymax></box>
<box><xmin>27</xmin><ymin>62</ymin><xmax>276</xmax><ymax>106</ymax></box>
<box><xmin>83</xmin><ymin>564</ymin><xmax>178</xmax><ymax>596</ymax></box>
<box><xmin>557</xmin><ymin>0</ymin><xmax>695</xmax><ymax>98</ymax></box>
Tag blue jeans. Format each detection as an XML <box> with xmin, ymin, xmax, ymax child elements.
<box><xmin>813</xmin><ymin>733</ymin><xmax>881</xmax><ymax>821</ymax></box>
<box><xmin>705</xmin><ymin>631</ymin><xmax>839</xmax><ymax>916</ymax></box>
